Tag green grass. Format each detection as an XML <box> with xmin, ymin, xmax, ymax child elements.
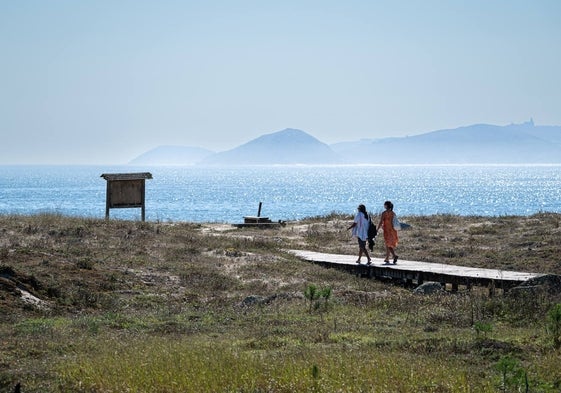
<box><xmin>57</xmin><ymin>336</ymin><xmax>498</xmax><ymax>393</ymax></box>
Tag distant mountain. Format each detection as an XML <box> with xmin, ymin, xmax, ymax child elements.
<box><xmin>129</xmin><ymin>145</ymin><xmax>214</xmax><ymax>166</ymax></box>
<box><xmin>331</xmin><ymin>121</ymin><xmax>561</xmax><ymax>164</ymax></box>
<box><xmin>130</xmin><ymin>121</ymin><xmax>561</xmax><ymax>166</ymax></box>
<box><xmin>199</xmin><ymin>128</ymin><xmax>344</xmax><ymax>165</ymax></box>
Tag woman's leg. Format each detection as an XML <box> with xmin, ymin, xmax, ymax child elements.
<box><xmin>363</xmin><ymin>247</ymin><xmax>370</xmax><ymax>262</ymax></box>
<box><xmin>357</xmin><ymin>239</ymin><xmax>370</xmax><ymax>262</ymax></box>
<box><xmin>389</xmin><ymin>247</ymin><xmax>398</xmax><ymax>263</ymax></box>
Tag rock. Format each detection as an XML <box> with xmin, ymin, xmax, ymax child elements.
<box><xmin>513</xmin><ymin>274</ymin><xmax>561</xmax><ymax>296</ymax></box>
<box><xmin>240</xmin><ymin>295</ymin><xmax>266</xmax><ymax>307</ymax></box>
<box><xmin>239</xmin><ymin>292</ymin><xmax>302</xmax><ymax>308</ymax></box>
<box><xmin>414</xmin><ymin>282</ymin><xmax>444</xmax><ymax>295</ymax></box>
<box><xmin>0</xmin><ymin>277</ymin><xmax>17</xmax><ymax>293</ymax></box>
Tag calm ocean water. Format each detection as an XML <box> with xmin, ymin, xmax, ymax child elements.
<box><xmin>1</xmin><ymin>165</ymin><xmax>560</xmax><ymax>223</ymax></box>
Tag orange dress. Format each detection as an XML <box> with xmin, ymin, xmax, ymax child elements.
<box><xmin>381</xmin><ymin>211</ymin><xmax>398</xmax><ymax>248</ymax></box>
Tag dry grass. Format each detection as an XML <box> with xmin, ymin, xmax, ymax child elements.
<box><xmin>1</xmin><ymin>212</ymin><xmax>561</xmax><ymax>392</ymax></box>
<box><xmin>299</xmin><ymin>213</ymin><xmax>561</xmax><ymax>273</ymax></box>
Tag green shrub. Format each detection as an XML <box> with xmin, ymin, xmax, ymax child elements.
<box><xmin>546</xmin><ymin>303</ymin><xmax>561</xmax><ymax>349</ymax></box>
<box><xmin>494</xmin><ymin>355</ymin><xmax>527</xmax><ymax>393</ymax></box>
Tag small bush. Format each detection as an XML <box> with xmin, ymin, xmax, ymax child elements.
<box><xmin>546</xmin><ymin>303</ymin><xmax>561</xmax><ymax>349</ymax></box>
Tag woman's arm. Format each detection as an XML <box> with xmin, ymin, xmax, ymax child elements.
<box><xmin>377</xmin><ymin>211</ymin><xmax>385</xmax><ymax>231</ymax></box>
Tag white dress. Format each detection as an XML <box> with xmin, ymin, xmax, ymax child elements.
<box><xmin>352</xmin><ymin>212</ymin><xmax>369</xmax><ymax>241</ymax></box>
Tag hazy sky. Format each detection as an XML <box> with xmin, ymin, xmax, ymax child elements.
<box><xmin>2</xmin><ymin>1</ymin><xmax>560</xmax><ymax>165</ymax></box>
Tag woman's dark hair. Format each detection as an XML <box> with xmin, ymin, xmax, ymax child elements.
<box><xmin>358</xmin><ymin>204</ymin><xmax>368</xmax><ymax>219</ymax></box>
<box><xmin>384</xmin><ymin>201</ymin><xmax>394</xmax><ymax>211</ymax></box>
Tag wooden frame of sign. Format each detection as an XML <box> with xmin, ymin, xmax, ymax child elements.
<box><xmin>100</xmin><ymin>172</ymin><xmax>153</xmax><ymax>221</ymax></box>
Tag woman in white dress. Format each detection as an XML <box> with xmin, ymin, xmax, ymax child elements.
<box><xmin>347</xmin><ymin>204</ymin><xmax>371</xmax><ymax>265</ymax></box>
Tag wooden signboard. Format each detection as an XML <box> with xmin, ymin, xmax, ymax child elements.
<box><xmin>100</xmin><ymin>172</ymin><xmax>152</xmax><ymax>221</ymax></box>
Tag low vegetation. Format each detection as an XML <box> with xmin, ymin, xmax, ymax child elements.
<box><xmin>1</xmin><ymin>212</ymin><xmax>561</xmax><ymax>392</ymax></box>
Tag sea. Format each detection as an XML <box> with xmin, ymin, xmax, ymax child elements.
<box><xmin>1</xmin><ymin>165</ymin><xmax>560</xmax><ymax>223</ymax></box>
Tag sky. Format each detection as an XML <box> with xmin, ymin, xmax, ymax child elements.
<box><xmin>1</xmin><ymin>1</ymin><xmax>561</xmax><ymax>165</ymax></box>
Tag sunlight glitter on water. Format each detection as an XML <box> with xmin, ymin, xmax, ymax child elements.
<box><xmin>1</xmin><ymin>165</ymin><xmax>560</xmax><ymax>222</ymax></box>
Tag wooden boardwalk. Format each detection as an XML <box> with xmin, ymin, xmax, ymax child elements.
<box><xmin>288</xmin><ymin>250</ymin><xmax>544</xmax><ymax>293</ymax></box>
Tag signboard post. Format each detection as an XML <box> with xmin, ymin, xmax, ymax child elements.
<box><xmin>100</xmin><ymin>172</ymin><xmax>153</xmax><ymax>221</ymax></box>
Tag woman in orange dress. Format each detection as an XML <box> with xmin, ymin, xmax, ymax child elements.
<box><xmin>377</xmin><ymin>200</ymin><xmax>398</xmax><ymax>264</ymax></box>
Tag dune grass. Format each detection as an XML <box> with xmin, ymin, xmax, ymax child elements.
<box><xmin>1</xmin><ymin>213</ymin><xmax>561</xmax><ymax>392</ymax></box>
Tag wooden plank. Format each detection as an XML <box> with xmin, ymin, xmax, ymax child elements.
<box><xmin>288</xmin><ymin>250</ymin><xmax>542</xmax><ymax>285</ymax></box>
<box><xmin>244</xmin><ymin>216</ymin><xmax>272</xmax><ymax>224</ymax></box>
<box><xmin>100</xmin><ymin>172</ymin><xmax>153</xmax><ymax>181</ymax></box>
<box><xmin>232</xmin><ymin>222</ymin><xmax>283</xmax><ymax>228</ymax></box>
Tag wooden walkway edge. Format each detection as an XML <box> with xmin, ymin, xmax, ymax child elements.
<box><xmin>288</xmin><ymin>250</ymin><xmax>544</xmax><ymax>293</ymax></box>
